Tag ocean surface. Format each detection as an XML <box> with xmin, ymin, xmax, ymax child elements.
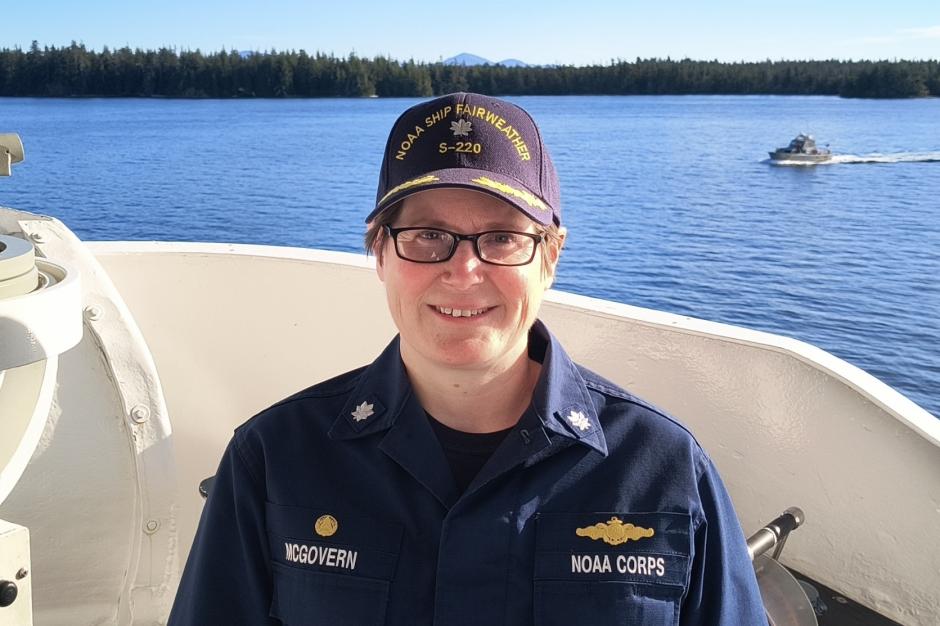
<box><xmin>1</xmin><ymin>96</ymin><xmax>938</xmax><ymax>418</ymax></box>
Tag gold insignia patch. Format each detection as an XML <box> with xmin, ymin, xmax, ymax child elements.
<box><xmin>315</xmin><ymin>514</ymin><xmax>339</xmax><ymax>537</ymax></box>
<box><xmin>576</xmin><ymin>517</ymin><xmax>654</xmax><ymax>545</ymax></box>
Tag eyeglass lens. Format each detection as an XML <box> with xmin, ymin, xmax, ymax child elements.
<box><xmin>394</xmin><ymin>228</ymin><xmax>537</xmax><ymax>265</ymax></box>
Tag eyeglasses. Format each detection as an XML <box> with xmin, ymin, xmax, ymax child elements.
<box><xmin>383</xmin><ymin>225</ymin><xmax>542</xmax><ymax>266</ymax></box>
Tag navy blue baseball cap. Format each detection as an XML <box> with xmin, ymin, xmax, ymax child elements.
<box><xmin>369</xmin><ymin>93</ymin><xmax>561</xmax><ymax>226</ymax></box>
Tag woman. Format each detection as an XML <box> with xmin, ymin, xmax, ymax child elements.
<box><xmin>170</xmin><ymin>92</ymin><xmax>766</xmax><ymax>625</ymax></box>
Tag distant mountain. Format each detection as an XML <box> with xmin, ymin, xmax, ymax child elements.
<box><xmin>443</xmin><ymin>53</ymin><xmax>529</xmax><ymax>67</ymax></box>
<box><xmin>444</xmin><ymin>53</ymin><xmax>491</xmax><ymax>66</ymax></box>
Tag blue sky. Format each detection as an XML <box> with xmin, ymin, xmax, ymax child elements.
<box><xmin>4</xmin><ymin>1</ymin><xmax>939</xmax><ymax>64</ymax></box>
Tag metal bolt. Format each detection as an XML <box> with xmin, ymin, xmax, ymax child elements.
<box><xmin>130</xmin><ymin>405</ymin><xmax>151</xmax><ymax>424</ymax></box>
<box><xmin>0</xmin><ymin>580</ymin><xmax>17</xmax><ymax>608</ymax></box>
<box><xmin>29</xmin><ymin>232</ymin><xmax>45</xmax><ymax>243</ymax></box>
<box><xmin>834</xmin><ymin>596</ymin><xmax>848</xmax><ymax>604</ymax></box>
<box><xmin>15</xmin><ymin>569</ymin><xmax>27</xmax><ymax>580</ymax></box>
<box><xmin>84</xmin><ymin>305</ymin><xmax>103</xmax><ymax>321</ymax></box>
<box><xmin>145</xmin><ymin>520</ymin><xmax>160</xmax><ymax>534</ymax></box>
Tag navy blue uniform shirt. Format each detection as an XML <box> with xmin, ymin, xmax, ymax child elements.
<box><xmin>170</xmin><ymin>321</ymin><xmax>766</xmax><ymax>625</ymax></box>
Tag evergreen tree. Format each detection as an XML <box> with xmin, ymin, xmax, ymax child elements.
<box><xmin>0</xmin><ymin>44</ymin><xmax>936</xmax><ymax>99</ymax></box>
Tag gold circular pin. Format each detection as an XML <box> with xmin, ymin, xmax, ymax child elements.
<box><xmin>315</xmin><ymin>515</ymin><xmax>338</xmax><ymax>537</ymax></box>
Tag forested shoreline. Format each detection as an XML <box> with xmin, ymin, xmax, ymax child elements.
<box><xmin>2</xmin><ymin>42</ymin><xmax>937</xmax><ymax>99</ymax></box>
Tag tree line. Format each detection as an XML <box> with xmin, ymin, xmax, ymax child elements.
<box><xmin>1</xmin><ymin>42</ymin><xmax>937</xmax><ymax>99</ymax></box>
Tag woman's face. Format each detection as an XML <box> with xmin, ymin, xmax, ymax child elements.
<box><xmin>376</xmin><ymin>188</ymin><xmax>561</xmax><ymax>373</ymax></box>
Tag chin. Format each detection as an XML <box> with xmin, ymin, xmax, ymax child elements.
<box><xmin>425</xmin><ymin>334</ymin><xmax>523</xmax><ymax>370</ymax></box>
<box><xmin>431</xmin><ymin>345</ymin><xmax>496</xmax><ymax>368</ymax></box>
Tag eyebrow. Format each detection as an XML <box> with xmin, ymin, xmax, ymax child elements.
<box><xmin>397</xmin><ymin>222</ymin><xmax>535</xmax><ymax>234</ymax></box>
<box><xmin>396</xmin><ymin>212</ymin><xmax>532</xmax><ymax>232</ymax></box>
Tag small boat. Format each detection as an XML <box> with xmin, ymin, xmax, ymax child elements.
<box><xmin>769</xmin><ymin>134</ymin><xmax>832</xmax><ymax>163</ymax></box>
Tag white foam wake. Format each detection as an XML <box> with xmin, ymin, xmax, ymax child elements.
<box><xmin>767</xmin><ymin>152</ymin><xmax>940</xmax><ymax>166</ymax></box>
<box><xmin>830</xmin><ymin>152</ymin><xmax>940</xmax><ymax>164</ymax></box>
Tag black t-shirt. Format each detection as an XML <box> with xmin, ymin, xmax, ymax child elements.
<box><xmin>427</xmin><ymin>414</ymin><xmax>512</xmax><ymax>494</ymax></box>
<box><xmin>427</xmin><ymin>328</ymin><xmax>546</xmax><ymax>493</ymax></box>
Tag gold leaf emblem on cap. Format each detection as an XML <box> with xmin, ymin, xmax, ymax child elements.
<box><xmin>379</xmin><ymin>175</ymin><xmax>440</xmax><ymax>205</ymax></box>
<box><xmin>471</xmin><ymin>176</ymin><xmax>548</xmax><ymax>211</ymax></box>
<box><xmin>576</xmin><ymin>517</ymin><xmax>654</xmax><ymax>546</ymax></box>
<box><xmin>315</xmin><ymin>514</ymin><xmax>339</xmax><ymax>537</ymax></box>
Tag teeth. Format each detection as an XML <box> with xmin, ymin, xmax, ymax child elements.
<box><xmin>437</xmin><ymin>306</ymin><xmax>487</xmax><ymax>318</ymax></box>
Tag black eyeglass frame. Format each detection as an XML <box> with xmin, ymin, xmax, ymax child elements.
<box><xmin>383</xmin><ymin>225</ymin><xmax>543</xmax><ymax>266</ymax></box>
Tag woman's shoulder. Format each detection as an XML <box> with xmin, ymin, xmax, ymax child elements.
<box><xmin>575</xmin><ymin>363</ymin><xmax>707</xmax><ymax>458</ymax></box>
<box><xmin>234</xmin><ymin>364</ymin><xmax>370</xmax><ymax>441</ymax></box>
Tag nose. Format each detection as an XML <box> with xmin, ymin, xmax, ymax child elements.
<box><xmin>441</xmin><ymin>239</ymin><xmax>484</xmax><ymax>288</ymax></box>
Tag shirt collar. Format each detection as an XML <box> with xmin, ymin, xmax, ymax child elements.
<box><xmin>328</xmin><ymin>336</ymin><xmax>412</xmax><ymax>440</ymax></box>
<box><xmin>329</xmin><ymin>320</ymin><xmax>608</xmax><ymax>457</ymax></box>
<box><xmin>528</xmin><ymin>320</ymin><xmax>608</xmax><ymax>456</ymax></box>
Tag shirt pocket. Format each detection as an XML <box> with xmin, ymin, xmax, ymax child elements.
<box><xmin>533</xmin><ymin>511</ymin><xmax>692</xmax><ymax>626</ymax></box>
<box><xmin>266</xmin><ymin>502</ymin><xmax>403</xmax><ymax>626</ymax></box>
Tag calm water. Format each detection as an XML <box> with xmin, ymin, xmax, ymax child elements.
<box><xmin>1</xmin><ymin>96</ymin><xmax>938</xmax><ymax>417</ymax></box>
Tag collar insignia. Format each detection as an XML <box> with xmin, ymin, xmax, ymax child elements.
<box><xmin>351</xmin><ymin>401</ymin><xmax>374</xmax><ymax>422</ymax></box>
<box><xmin>315</xmin><ymin>514</ymin><xmax>339</xmax><ymax>537</ymax></box>
<box><xmin>566</xmin><ymin>409</ymin><xmax>591</xmax><ymax>432</ymax></box>
<box><xmin>451</xmin><ymin>119</ymin><xmax>472</xmax><ymax>137</ymax></box>
<box><xmin>576</xmin><ymin>517</ymin><xmax>654</xmax><ymax>546</ymax></box>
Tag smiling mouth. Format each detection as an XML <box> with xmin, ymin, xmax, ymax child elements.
<box><xmin>433</xmin><ymin>306</ymin><xmax>493</xmax><ymax>318</ymax></box>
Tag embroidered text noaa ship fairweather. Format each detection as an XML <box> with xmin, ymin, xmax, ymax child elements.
<box><xmin>394</xmin><ymin>103</ymin><xmax>531</xmax><ymax>161</ymax></box>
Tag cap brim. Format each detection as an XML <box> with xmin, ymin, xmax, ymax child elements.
<box><xmin>367</xmin><ymin>168</ymin><xmax>555</xmax><ymax>225</ymax></box>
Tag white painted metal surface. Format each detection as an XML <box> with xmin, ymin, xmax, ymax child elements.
<box><xmin>0</xmin><ymin>211</ymin><xmax>937</xmax><ymax>624</ymax></box>
<box><xmin>0</xmin><ymin>520</ymin><xmax>31</xmax><ymax>625</ymax></box>
<box><xmin>0</xmin><ymin>232</ymin><xmax>82</xmax><ymax>504</ymax></box>
<box><xmin>0</xmin><ymin>134</ymin><xmax>25</xmax><ymax>178</ymax></box>
<box><xmin>1</xmin><ymin>222</ymin><xmax>81</xmax><ymax>626</ymax></box>
<box><xmin>0</xmin><ymin>212</ymin><xmax>176</xmax><ymax>625</ymax></box>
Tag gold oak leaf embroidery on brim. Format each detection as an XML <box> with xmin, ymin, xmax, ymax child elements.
<box><xmin>471</xmin><ymin>176</ymin><xmax>548</xmax><ymax>211</ymax></box>
<box><xmin>576</xmin><ymin>517</ymin><xmax>655</xmax><ymax>546</ymax></box>
<box><xmin>378</xmin><ymin>175</ymin><xmax>440</xmax><ymax>205</ymax></box>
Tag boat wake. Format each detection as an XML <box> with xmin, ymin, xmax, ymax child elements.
<box><xmin>769</xmin><ymin>152</ymin><xmax>940</xmax><ymax>166</ymax></box>
<box><xmin>830</xmin><ymin>152</ymin><xmax>940</xmax><ymax>164</ymax></box>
